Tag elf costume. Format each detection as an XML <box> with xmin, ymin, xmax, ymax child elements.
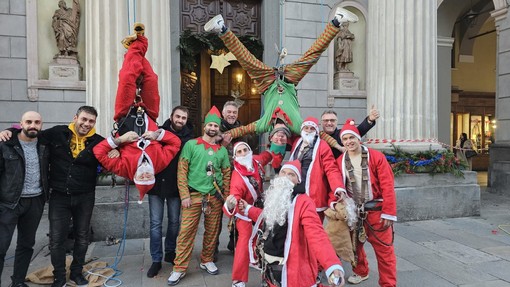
<box><xmin>172</xmin><ymin>106</ymin><xmax>231</xmax><ymax>274</ymax></box>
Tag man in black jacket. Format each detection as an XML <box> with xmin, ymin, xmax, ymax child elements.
<box><xmin>44</xmin><ymin>106</ymin><xmax>104</xmax><ymax>287</ymax></box>
<box><xmin>146</xmin><ymin>106</ymin><xmax>194</xmax><ymax>278</ymax></box>
<box><xmin>0</xmin><ymin>111</ymin><xmax>49</xmax><ymax>287</ymax></box>
<box><xmin>321</xmin><ymin>106</ymin><xmax>379</xmax><ymax>158</ymax></box>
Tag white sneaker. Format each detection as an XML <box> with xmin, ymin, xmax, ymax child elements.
<box><xmin>347</xmin><ymin>273</ymin><xmax>369</xmax><ymax>284</ymax></box>
<box><xmin>167</xmin><ymin>271</ymin><xmax>186</xmax><ymax>286</ymax></box>
<box><xmin>204</xmin><ymin>14</ymin><xmax>225</xmax><ymax>33</ymax></box>
<box><xmin>334</xmin><ymin>7</ymin><xmax>359</xmax><ymax>23</ymax></box>
<box><xmin>232</xmin><ymin>281</ymin><xmax>246</xmax><ymax>287</ymax></box>
<box><xmin>199</xmin><ymin>261</ymin><xmax>219</xmax><ymax>275</ymax></box>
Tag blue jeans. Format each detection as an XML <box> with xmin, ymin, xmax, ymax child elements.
<box><xmin>148</xmin><ymin>195</ymin><xmax>181</xmax><ymax>262</ymax></box>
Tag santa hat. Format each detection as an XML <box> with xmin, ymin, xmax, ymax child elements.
<box><xmin>340</xmin><ymin>118</ymin><xmax>361</xmax><ymax>141</ymax></box>
<box><xmin>281</xmin><ymin>160</ymin><xmax>302</xmax><ymax>183</ymax></box>
<box><xmin>301</xmin><ymin>116</ymin><xmax>319</xmax><ymax>132</ymax></box>
<box><xmin>204</xmin><ymin>106</ymin><xmax>222</xmax><ymax>125</ymax></box>
<box><xmin>233</xmin><ymin>141</ymin><xmax>251</xmax><ymax>158</ymax></box>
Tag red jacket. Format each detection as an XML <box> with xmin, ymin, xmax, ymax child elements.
<box><xmin>336</xmin><ymin>146</ymin><xmax>397</xmax><ymax>221</ymax></box>
<box><xmin>290</xmin><ymin>137</ymin><xmax>345</xmax><ymax>212</ymax></box>
<box><xmin>93</xmin><ymin>116</ymin><xmax>181</xmax><ymax>200</ymax></box>
<box><xmin>247</xmin><ymin>194</ymin><xmax>343</xmax><ymax>287</ymax></box>
<box><xmin>223</xmin><ymin>151</ymin><xmax>272</xmax><ymax>218</ymax></box>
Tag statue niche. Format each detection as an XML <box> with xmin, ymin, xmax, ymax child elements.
<box><xmin>333</xmin><ymin>22</ymin><xmax>359</xmax><ymax>90</ymax></box>
<box><xmin>49</xmin><ymin>0</ymin><xmax>82</xmax><ymax>81</ymax></box>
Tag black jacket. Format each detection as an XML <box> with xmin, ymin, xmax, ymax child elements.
<box><xmin>0</xmin><ymin>130</ymin><xmax>50</xmax><ymax>209</ymax></box>
<box><xmin>330</xmin><ymin>116</ymin><xmax>376</xmax><ymax>159</ymax></box>
<box><xmin>41</xmin><ymin>125</ymin><xmax>104</xmax><ymax>194</ymax></box>
<box><xmin>148</xmin><ymin>120</ymin><xmax>194</xmax><ymax>198</ymax></box>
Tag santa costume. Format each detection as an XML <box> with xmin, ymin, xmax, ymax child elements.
<box><xmin>289</xmin><ymin>117</ymin><xmax>346</xmax><ymax>219</ymax></box>
<box><xmin>336</xmin><ymin>119</ymin><xmax>397</xmax><ymax>287</ymax></box>
<box><xmin>93</xmin><ymin>118</ymin><xmax>181</xmax><ymax>200</ymax></box>
<box><xmin>222</xmin><ymin>142</ymin><xmax>273</xmax><ymax>285</ymax></box>
<box><xmin>244</xmin><ymin>160</ymin><xmax>344</xmax><ymax>287</ymax></box>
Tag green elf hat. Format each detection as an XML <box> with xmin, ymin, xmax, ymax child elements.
<box><xmin>204</xmin><ymin>105</ymin><xmax>222</xmax><ymax>125</ymax></box>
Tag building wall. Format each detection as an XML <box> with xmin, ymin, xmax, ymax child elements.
<box><xmin>0</xmin><ymin>0</ymin><xmax>85</xmax><ymax>129</ymax></box>
<box><xmin>284</xmin><ymin>0</ymin><xmax>369</xmax><ymax>126</ymax></box>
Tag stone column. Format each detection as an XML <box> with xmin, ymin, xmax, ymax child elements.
<box><xmin>85</xmin><ymin>0</ymin><xmax>173</xmax><ymax>135</ymax></box>
<box><xmin>489</xmin><ymin>4</ymin><xmax>510</xmax><ymax>194</ymax></box>
<box><xmin>366</xmin><ymin>0</ymin><xmax>439</xmax><ymax>151</ymax></box>
<box><xmin>437</xmin><ymin>36</ymin><xmax>454</xmax><ymax>145</ymax></box>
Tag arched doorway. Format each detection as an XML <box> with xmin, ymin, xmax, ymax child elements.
<box><xmin>179</xmin><ymin>0</ymin><xmax>263</xmax><ymax>142</ymax></box>
<box><xmin>437</xmin><ymin>0</ymin><xmax>497</xmax><ymax>171</ymax></box>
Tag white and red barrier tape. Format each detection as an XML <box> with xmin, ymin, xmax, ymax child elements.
<box><xmin>364</xmin><ymin>138</ymin><xmax>490</xmax><ymax>152</ymax></box>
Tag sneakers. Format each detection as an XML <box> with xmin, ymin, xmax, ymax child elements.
<box><xmin>69</xmin><ymin>273</ymin><xmax>88</xmax><ymax>287</ymax></box>
<box><xmin>334</xmin><ymin>7</ymin><xmax>359</xmax><ymax>23</ymax></box>
<box><xmin>232</xmin><ymin>281</ymin><xmax>246</xmax><ymax>287</ymax></box>
<box><xmin>199</xmin><ymin>261</ymin><xmax>219</xmax><ymax>275</ymax></box>
<box><xmin>50</xmin><ymin>278</ymin><xmax>67</xmax><ymax>287</ymax></box>
<box><xmin>11</xmin><ymin>283</ymin><xmax>29</xmax><ymax>287</ymax></box>
<box><xmin>164</xmin><ymin>251</ymin><xmax>176</xmax><ymax>264</ymax></box>
<box><xmin>347</xmin><ymin>273</ymin><xmax>369</xmax><ymax>284</ymax></box>
<box><xmin>204</xmin><ymin>14</ymin><xmax>225</xmax><ymax>33</ymax></box>
<box><xmin>167</xmin><ymin>271</ymin><xmax>186</xmax><ymax>286</ymax></box>
<box><xmin>146</xmin><ymin>262</ymin><xmax>162</xmax><ymax>278</ymax></box>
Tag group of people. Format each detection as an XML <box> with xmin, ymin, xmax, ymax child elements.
<box><xmin>0</xmin><ymin>6</ymin><xmax>398</xmax><ymax>287</ymax></box>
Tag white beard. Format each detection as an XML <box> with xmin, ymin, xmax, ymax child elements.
<box><xmin>235</xmin><ymin>151</ymin><xmax>254</xmax><ymax>170</ymax></box>
<box><xmin>262</xmin><ymin>176</ymin><xmax>294</xmax><ymax>230</ymax></box>
<box><xmin>301</xmin><ymin>130</ymin><xmax>316</xmax><ymax>145</ymax></box>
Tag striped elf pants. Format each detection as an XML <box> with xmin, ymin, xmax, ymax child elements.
<box><xmin>219</xmin><ymin>22</ymin><xmax>340</xmax><ymax>95</ymax></box>
<box><xmin>172</xmin><ymin>192</ymin><xmax>223</xmax><ymax>272</ymax></box>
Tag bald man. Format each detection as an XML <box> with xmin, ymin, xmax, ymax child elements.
<box><xmin>0</xmin><ymin>111</ymin><xmax>50</xmax><ymax>287</ymax></box>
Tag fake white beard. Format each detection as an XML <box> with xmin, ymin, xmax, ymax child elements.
<box><xmin>301</xmin><ymin>130</ymin><xmax>316</xmax><ymax>145</ymax></box>
<box><xmin>235</xmin><ymin>151</ymin><xmax>254</xmax><ymax>170</ymax></box>
<box><xmin>262</xmin><ymin>176</ymin><xmax>294</xmax><ymax>230</ymax></box>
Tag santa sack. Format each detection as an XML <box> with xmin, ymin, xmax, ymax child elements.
<box><xmin>324</xmin><ymin>202</ymin><xmax>355</xmax><ymax>265</ymax></box>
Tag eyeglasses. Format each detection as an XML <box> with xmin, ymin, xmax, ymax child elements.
<box><xmin>321</xmin><ymin>119</ymin><xmax>337</xmax><ymax>123</ymax></box>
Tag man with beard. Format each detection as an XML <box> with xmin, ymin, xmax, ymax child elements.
<box><xmin>0</xmin><ymin>112</ymin><xmax>49</xmax><ymax>287</ymax></box>
<box><xmin>321</xmin><ymin>106</ymin><xmax>379</xmax><ymax>158</ymax></box>
<box><xmin>336</xmin><ymin>119</ymin><xmax>396</xmax><ymax>286</ymax></box>
<box><xmin>0</xmin><ymin>106</ymin><xmax>104</xmax><ymax>287</ymax></box>
<box><xmin>289</xmin><ymin>117</ymin><xmax>346</xmax><ymax>221</ymax></box>
<box><xmin>168</xmin><ymin>106</ymin><xmax>231</xmax><ymax>286</ymax></box>
<box><xmin>223</xmin><ymin>142</ymin><xmax>273</xmax><ymax>287</ymax></box>
<box><xmin>237</xmin><ymin>160</ymin><xmax>345</xmax><ymax>287</ymax></box>
<box><xmin>145</xmin><ymin>106</ymin><xmax>194</xmax><ymax>278</ymax></box>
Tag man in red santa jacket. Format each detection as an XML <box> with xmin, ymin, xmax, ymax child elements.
<box><xmin>334</xmin><ymin>118</ymin><xmax>397</xmax><ymax>287</ymax></box>
<box><xmin>93</xmin><ymin>127</ymin><xmax>181</xmax><ymax>200</ymax></box>
<box><xmin>238</xmin><ymin>160</ymin><xmax>345</xmax><ymax>287</ymax></box>
<box><xmin>223</xmin><ymin>142</ymin><xmax>274</xmax><ymax>287</ymax></box>
<box><xmin>289</xmin><ymin>116</ymin><xmax>346</xmax><ymax>221</ymax></box>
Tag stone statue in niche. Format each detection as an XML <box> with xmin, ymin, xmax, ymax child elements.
<box><xmin>49</xmin><ymin>0</ymin><xmax>82</xmax><ymax>81</ymax></box>
<box><xmin>335</xmin><ymin>22</ymin><xmax>354</xmax><ymax>72</ymax></box>
<box><xmin>52</xmin><ymin>0</ymin><xmax>80</xmax><ymax>58</ymax></box>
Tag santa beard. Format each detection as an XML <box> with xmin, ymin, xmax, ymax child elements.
<box><xmin>262</xmin><ymin>176</ymin><xmax>294</xmax><ymax>230</ymax></box>
<box><xmin>301</xmin><ymin>130</ymin><xmax>316</xmax><ymax>145</ymax></box>
<box><xmin>235</xmin><ymin>151</ymin><xmax>254</xmax><ymax>170</ymax></box>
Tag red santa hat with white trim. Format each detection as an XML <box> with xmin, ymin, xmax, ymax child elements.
<box><xmin>340</xmin><ymin>118</ymin><xmax>362</xmax><ymax>141</ymax></box>
<box><xmin>280</xmin><ymin>159</ymin><xmax>302</xmax><ymax>183</ymax></box>
<box><xmin>301</xmin><ymin>116</ymin><xmax>320</xmax><ymax>132</ymax></box>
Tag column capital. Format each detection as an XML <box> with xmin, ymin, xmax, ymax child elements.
<box><xmin>491</xmin><ymin>7</ymin><xmax>508</xmax><ymax>24</ymax></box>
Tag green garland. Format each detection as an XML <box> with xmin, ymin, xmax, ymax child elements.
<box><xmin>384</xmin><ymin>144</ymin><xmax>467</xmax><ymax>177</ymax></box>
<box><xmin>179</xmin><ymin>30</ymin><xmax>264</xmax><ymax>72</ymax></box>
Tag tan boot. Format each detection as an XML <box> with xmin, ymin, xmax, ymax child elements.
<box><xmin>121</xmin><ymin>23</ymin><xmax>145</xmax><ymax>49</ymax></box>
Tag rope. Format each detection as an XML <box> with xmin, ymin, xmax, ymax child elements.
<box><xmin>86</xmin><ymin>181</ymin><xmax>131</xmax><ymax>287</ymax></box>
